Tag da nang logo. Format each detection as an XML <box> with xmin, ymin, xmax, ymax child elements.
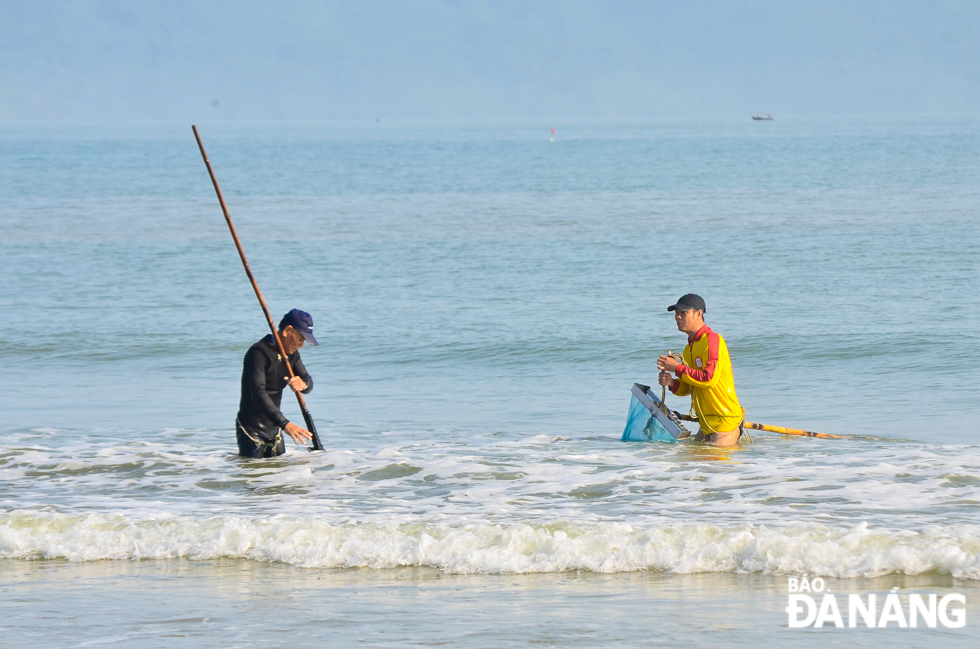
<box><xmin>786</xmin><ymin>576</ymin><xmax>966</xmax><ymax>629</ymax></box>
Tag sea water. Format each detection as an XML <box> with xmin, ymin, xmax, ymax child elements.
<box><xmin>1</xmin><ymin>117</ymin><xmax>979</xmax><ymax>647</ymax></box>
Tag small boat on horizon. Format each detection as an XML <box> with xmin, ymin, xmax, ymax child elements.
<box><xmin>751</xmin><ymin>113</ymin><xmax>774</xmax><ymax>121</ymax></box>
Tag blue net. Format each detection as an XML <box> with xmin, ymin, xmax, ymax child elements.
<box><xmin>621</xmin><ymin>394</ymin><xmax>678</xmax><ymax>444</ymax></box>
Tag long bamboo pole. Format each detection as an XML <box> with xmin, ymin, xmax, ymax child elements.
<box><xmin>674</xmin><ymin>413</ymin><xmax>842</xmax><ymax>439</ymax></box>
<box><xmin>192</xmin><ymin>125</ymin><xmax>324</xmax><ymax>451</ymax></box>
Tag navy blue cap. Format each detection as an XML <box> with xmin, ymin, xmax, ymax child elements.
<box><xmin>279</xmin><ymin>308</ymin><xmax>318</xmax><ymax>346</ymax></box>
<box><xmin>667</xmin><ymin>294</ymin><xmax>706</xmax><ymax>313</ymax></box>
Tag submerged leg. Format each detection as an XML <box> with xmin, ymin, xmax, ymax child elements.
<box><xmin>693</xmin><ymin>428</ymin><xmax>741</xmax><ymax>446</ymax></box>
<box><xmin>708</xmin><ymin>429</ymin><xmax>741</xmax><ymax>446</ymax></box>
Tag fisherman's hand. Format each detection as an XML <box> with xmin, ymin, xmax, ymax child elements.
<box><xmin>657</xmin><ymin>355</ymin><xmax>680</xmax><ymax>373</ymax></box>
<box><xmin>658</xmin><ymin>371</ymin><xmax>674</xmax><ymax>387</ymax></box>
<box><xmin>286</xmin><ymin>376</ymin><xmax>307</xmax><ymax>393</ymax></box>
<box><xmin>284</xmin><ymin>421</ymin><xmax>313</xmax><ymax>445</ymax></box>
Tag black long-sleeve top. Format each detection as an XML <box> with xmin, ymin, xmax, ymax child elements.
<box><xmin>237</xmin><ymin>335</ymin><xmax>313</xmax><ymax>441</ymax></box>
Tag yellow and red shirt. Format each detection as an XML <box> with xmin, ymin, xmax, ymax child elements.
<box><xmin>669</xmin><ymin>325</ymin><xmax>744</xmax><ymax>434</ymax></box>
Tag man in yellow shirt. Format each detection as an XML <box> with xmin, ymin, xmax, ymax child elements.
<box><xmin>657</xmin><ymin>294</ymin><xmax>744</xmax><ymax>446</ymax></box>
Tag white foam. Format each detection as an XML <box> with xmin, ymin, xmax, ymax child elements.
<box><xmin>3</xmin><ymin>427</ymin><xmax>980</xmax><ymax>584</ymax></box>
<box><xmin>3</xmin><ymin>511</ymin><xmax>979</xmax><ymax>578</ymax></box>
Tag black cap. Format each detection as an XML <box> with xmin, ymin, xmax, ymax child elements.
<box><xmin>279</xmin><ymin>308</ymin><xmax>319</xmax><ymax>346</ymax></box>
<box><xmin>667</xmin><ymin>294</ymin><xmax>706</xmax><ymax>313</ymax></box>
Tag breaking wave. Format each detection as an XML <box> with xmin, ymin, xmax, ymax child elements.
<box><xmin>3</xmin><ymin>511</ymin><xmax>979</xmax><ymax>579</ymax></box>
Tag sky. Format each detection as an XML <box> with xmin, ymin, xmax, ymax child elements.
<box><xmin>1</xmin><ymin>0</ymin><xmax>978</xmax><ymax>121</ymax></box>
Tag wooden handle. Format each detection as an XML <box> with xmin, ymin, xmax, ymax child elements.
<box><xmin>673</xmin><ymin>412</ymin><xmax>841</xmax><ymax>439</ymax></box>
<box><xmin>743</xmin><ymin>422</ymin><xmax>841</xmax><ymax>439</ymax></box>
<box><xmin>193</xmin><ymin>125</ymin><xmax>324</xmax><ymax>451</ymax></box>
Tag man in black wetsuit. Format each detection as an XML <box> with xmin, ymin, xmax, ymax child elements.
<box><xmin>236</xmin><ymin>308</ymin><xmax>318</xmax><ymax>458</ymax></box>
